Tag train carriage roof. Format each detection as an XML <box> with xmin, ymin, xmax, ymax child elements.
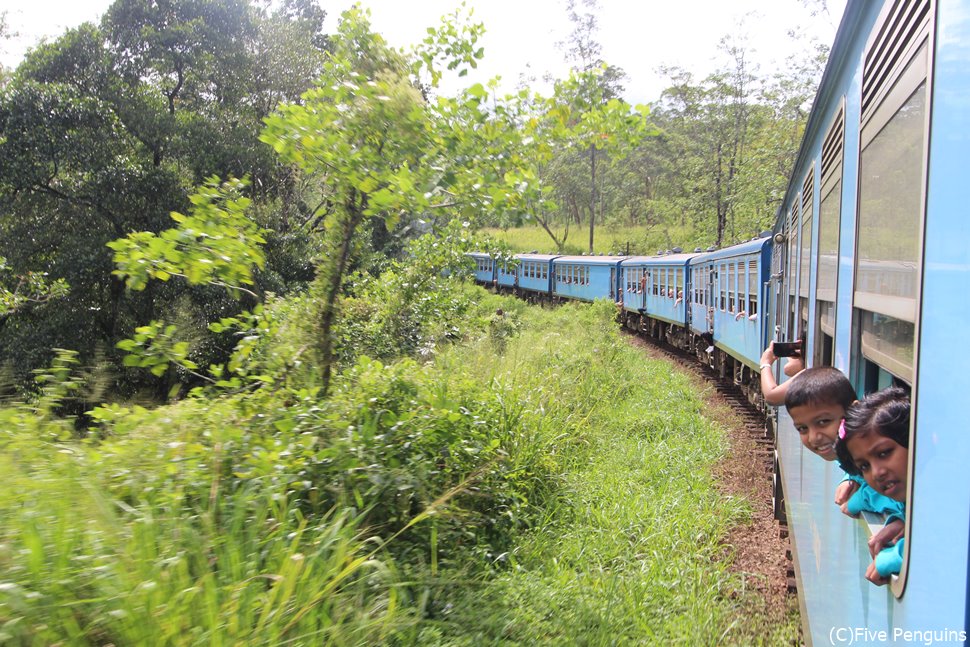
<box><xmin>688</xmin><ymin>237</ymin><xmax>771</xmax><ymax>265</ymax></box>
<box><xmin>552</xmin><ymin>255</ymin><xmax>627</xmax><ymax>265</ymax></box>
<box><xmin>515</xmin><ymin>253</ymin><xmax>560</xmax><ymax>262</ymax></box>
<box><xmin>619</xmin><ymin>253</ymin><xmax>697</xmax><ymax>267</ymax></box>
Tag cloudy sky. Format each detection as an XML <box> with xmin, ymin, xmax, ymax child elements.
<box><xmin>1</xmin><ymin>0</ymin><xmax>847</xmax><ymax>104</ymax></box>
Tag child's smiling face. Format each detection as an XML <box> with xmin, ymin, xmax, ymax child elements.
<box><xmin>788</xmin><ymin>401</ymin><xmax>844</xmax><ymax>461</ymax></box>
<box><xmin>847</xmin><ymin>431</ymin><xmax>909</xmax><ymax>502</ymax></box>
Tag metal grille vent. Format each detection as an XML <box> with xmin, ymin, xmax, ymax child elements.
<box><xmin>862</xmin><ymin>0</ymin><xmax>931</xmax><ymax>124</ymax></box>
<box><xmin>821</xmin><ymin>105</ymin><xmax>844</xmax><ymax>186</ymax></box>
<box><xmin>802</xmin><ymin>170</ymin><xmax>814</xmax><ymax>212</ymax></box>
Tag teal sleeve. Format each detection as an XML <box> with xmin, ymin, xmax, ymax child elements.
<box><xmin>845</xmin><ymin>483</ymin><xmax>905</xmax><ymax>517</ymax></box>
<box><xmin>874</xmin><ymin>539</ymin><xmax>905</xmax><ymax>578</ymax></box>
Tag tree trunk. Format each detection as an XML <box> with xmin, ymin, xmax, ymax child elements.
<box><xmin>588</xmin><ymin>144</ymin><xmax>596</xmax><ymax>254</ymax></box>
<box><xmin>315</xmin><ymin>193</ymin><xmax>365</xmax><ymax>395</ymax></box>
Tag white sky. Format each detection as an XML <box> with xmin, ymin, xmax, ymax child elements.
<box><xmin>1</xmin><ymin>0</ymin><xmax>847</xmax><ymax>105</ymax></box>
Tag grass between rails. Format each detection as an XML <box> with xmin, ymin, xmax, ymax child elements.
<box><xmin>0</xmin><ymin>292</ymin><xmax>793</xmax><ymax>644</ymax></box>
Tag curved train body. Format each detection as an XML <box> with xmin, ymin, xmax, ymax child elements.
<box><xmin>472</xmin><ymin>0</ymin><xmax>970</xmax><ymax>641</ymax></box>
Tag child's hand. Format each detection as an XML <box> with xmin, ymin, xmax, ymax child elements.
<box><xmin>834</xmin><ymin>480</ymin><xmax>860</xmax><ymax>515</ymax></box>
<box><xmin>865</xmin><ymin>561</ymin><xmax>891</xmax><ymax>586</ymax></box>
<box><xmin>869</xmin><ymin>519</ymin><xmax>905</xmax><ymax>559</ymax></box>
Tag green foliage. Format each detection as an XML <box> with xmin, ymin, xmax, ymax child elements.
<box><xmin>333</xmin><ymin>220</ymin><xmax>483</xmax><ymax>364</ymax></box>
<box><xmin>0</xmin><ymin>256</ymin><xmax>69</xmax><ymax>317</ymax></box>
<box><xmin>0</xmin><ymin>0</ymin><xmax>329</xmax><ymax>392</ymax></box>
<box><xmin>108</xmin><ymin>176</ymin><xmax>266</xmax><ymax>295</ymax></box>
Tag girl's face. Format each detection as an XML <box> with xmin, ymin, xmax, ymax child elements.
<box><xmin>847</xmin><ymin>430</ymin><xmax>909</xmax><ymax>502</ymax></box>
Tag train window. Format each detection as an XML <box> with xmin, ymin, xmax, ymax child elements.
<box><xmin>816</xmin><ymin>105</ymin><xmax>844</xmax><ymax>366</ymax></box>
<box><xmin>675</xmin><ymin>269</ymin><xmax>683</xmax><ymax>301</ymax></box>
<box><xmin>800</xmin><ymin>172</ymin><xmax>814</xmax><ymax>340</ymax></box>
<box><xmin>855</xmin><ymin>43</ymin><xmax>928</xmax><ymax>384</ymax></box>
<box><xmin>727</xmin><ymin>263</ymin><xmax>735</xmax><ymax>313</ymax></box>
<box><xmin>786</xmin><ymin>202</ymin><xmax>798</xmax><ymax>340</ymax></box>
<box><xmin>748</xmin><ymin>259</ymin><xmax>758</xmax><ymax>318</ymax></box>
<box><xmin>736</xmin><ymin>261</ymin><xmax>748</xmax><ymax>313</ymax></box>
<box><xmin>719</xmin><ymin>264</ymin><xmax>726</xmax><ymax>311</ymax></box>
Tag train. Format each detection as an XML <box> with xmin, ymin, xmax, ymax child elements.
<box><xmin>471</xmin><ymin>0</ymin><xmax>970</xmax><ymax>643</ymax></box>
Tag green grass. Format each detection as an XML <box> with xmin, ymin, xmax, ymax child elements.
<box><xmin>0</xmin><ymin>292</ymin><xmax>795</xmax><ymax>644</ymax></box>
<box><xmin>396</xmin><ymin>299</ymin><xmax>797</xmax><ymax>645</ymax></box>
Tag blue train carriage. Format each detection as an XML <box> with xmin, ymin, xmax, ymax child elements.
<box><xmin>687</xmin><ymin>236</ymin><xmax>771</xmax><ymax>399</ymax></box>
<box><xmin>768</xmin><ymin>0</ymin><xmax>970</xmax><ymax>643</ymax></box>
<box><xmin>515</xmin><ymin>254</ymin><xmax>558</xmax><ymax>303</ymax></box>
<box><xmin>551</xmin><ymin>255</ymin><xmax>625</xmax><ymax>305</ymax></box>
<box><xmin>468</xmin><ymin>252</ymin><xmax>496</xmax><ymax>286</ymax></box>
<box><xmin>495</xmin><ymin>256</ymin><xmax>518</xmax><ymax>294</ymax></box>
<box><xmin>619</xmin><ymin>253</ymin><xmax>694</xmax><ymax>348</ymax></box>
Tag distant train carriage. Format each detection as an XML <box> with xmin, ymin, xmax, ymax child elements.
<box><xmin>468</xmin><ymin>252</ymin><xmax>495</xmax><ymax>286</ymax></box>
<box><xmin>689</xmin><ymin>237</ymin><xmax>771</xmax><ymax>385</ymax></box>
<box><xmin>496</xmin><ymin>258</ymin><xmax>517</xmax><ymax>292</ymax></box>
<box><xmin>516</xmin><ymin>254</ymin><xmax>557</xmax><ymax>301</ymax></box>
<box><xmin>551</xmin><ymin>256</ymin><xmax>625</xmax><ymax>303</ymax></box>
<box><xmin>619</xmin><ymin>254</ymin><xmax>694</xmax><ymax>347</ymax></box>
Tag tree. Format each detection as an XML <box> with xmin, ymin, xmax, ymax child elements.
<box><xmin>544</xmin><ymin>69</ymin><xmax>654</xmax><ymax>252</ymax></box>
<box><xmin>0</xmin><ymin>0</ymin><xmax>330</xmax><ymax>392</ymax></box>
<box><xmin>552</xmin><ymin>0</ymin><xmax>648</xmax><ymax>252</ymax></box>
<box><xmin>261</xmin><ymin>7</ymin><xmax>546</xmax><ymax>392</ymax></box>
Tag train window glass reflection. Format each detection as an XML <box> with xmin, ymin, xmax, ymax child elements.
<box><xmin>855</xmin><ymin>59</ymin><xmax>927</xmax><ymax>383</ymax></box>
<box><xmin>719</xmin><ymin>264</ymin><xmax>726</xmax><ymax>311</ymax></box>
<box><xmin>786</xmin><ymin>202</ymin><xmax>798</xmax><ymax>340</ymax></box>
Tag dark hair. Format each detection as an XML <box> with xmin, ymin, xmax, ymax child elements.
<box><xmin>784</xmin><ymin>367</ymin><xmax>856</xmax><ymax>411</ymax></box>
<box><xmin>835</xmin><ymin>386</ymin><xmax>910</xmax><ymax>475</ymax></box>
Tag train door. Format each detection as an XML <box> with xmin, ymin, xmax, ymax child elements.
<box><xmin>705</xmin><ymin>264</ymin><xmax>715</xmax><ymax>334</ymax></box>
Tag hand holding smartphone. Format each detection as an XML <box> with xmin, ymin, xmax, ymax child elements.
<box><xmin>773</xmin><ymin>340</ymin><xmax>803</xmax><ymax>358</ymax></box>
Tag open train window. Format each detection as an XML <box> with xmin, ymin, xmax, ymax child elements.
<box><xmin>747</xmin><ymin>259</ymin><xmax>758</xmax><ymax>318</ymax></box>
<box><xmin>853</xmin><ymin>0</ymin><xmax>931</xmax><ymax>597</ymax></box>
<box><xmin>786</xmin><ymin>202</ymin><xmax>799</xmax><ymax>340</ymax></box>
<box><xmin>719</xmin><ymin>264</ymin><xmax>726</xmax><ymax>311</ymax></box>
<box><xmin>815</xmin><ymin>103</ymin><xmax>844</xmax><ymax>367</ymax></box>
<box><xmin>799</xmin><ymin>172</ymin><xmax>813</xmax><ymax>341</ymax></box>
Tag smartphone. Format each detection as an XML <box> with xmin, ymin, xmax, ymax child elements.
<box><xmin>774</xmin><ymin>340</ymin><xmax>803</xmax><ymax>358</ymax></box>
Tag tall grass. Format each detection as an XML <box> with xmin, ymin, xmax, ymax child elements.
<box><xmin>0</xmin><ymin>291</ymin><xmax>792</xmax><ymax>644</ymax></box>
<box><xmin>398</xmin><ymin>299</ymin><xmax>796</xmax><ymax>645</ymax></box>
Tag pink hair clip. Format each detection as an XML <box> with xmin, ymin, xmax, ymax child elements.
<box><xmin>838</xmin><ymin>419</ymin><xmax>846</xmax><ymax>440</ymax></box>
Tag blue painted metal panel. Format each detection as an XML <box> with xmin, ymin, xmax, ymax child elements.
<box><xmin>691</xmin><ymin>238</ymin><xmax>770</xmax><ymax>367</ymax></box>
<box><xmin>468</xmin><ymin>252</ymin><xmax>495</xmax><ymax>284</ymax></box>
<box><xmin>516</xmin><ymin>254</ymin><xmax>558</xmax><ymax>296</ymax></box>
<box><xmin>552</xmin><ymin>256</ymin><xmax>625</xmax><ymax>303</ymax></box>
